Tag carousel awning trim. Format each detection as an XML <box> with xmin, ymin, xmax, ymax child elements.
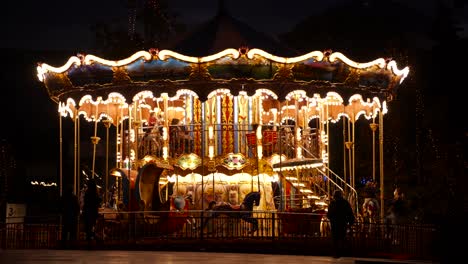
<box><xmin>37</xmin><ymin>48</ymin><xmax>410</xmax><ymax>83</ymax></box>
<box><xmin>58</xmin><ymin>89</ymin><xmax>388</xmax><ymax>124</ymax></box>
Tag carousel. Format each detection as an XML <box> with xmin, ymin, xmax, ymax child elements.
<box><xmin>36</xmin><ymin>46</ymin><xmax>409</xmax><ymax>234</ymax></box>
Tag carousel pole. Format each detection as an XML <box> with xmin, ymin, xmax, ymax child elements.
<box><xmin>103</xmin><ymin>117</ymin><xmax>112</xmax><ymax>206</ymax></box>
<box><xmin>59</xmin><ymin>105</ymin><xmax>63</xmax><ymax>197</ymax></box>
<box><xmin>74</xmin><ymin>109</ymin><xmax>78</xmax><ymax>195</ymax></box>
<box><xmin>370</xmin><ymin>118</ymin><xmax>378</xmax><ymax>182</ymax></box>
<box><xmin>127</xmin><ymin>106</ymin><xmax>132</xmax><ymax>208</ymax></box>
<box><xmin>91</xmin><ymin>103</ymin><xmax>101</xmax><ymax>179</ymax></box>
<box><xmin>346</xmin><ymin>118</ymin><xmax>353</xmax><ymax>188</ymax></box>
<box><xmin>200</xmin><ymin>102</ymin><xmax>206</xmax><ymax>239</ymax></box>
<box><xmin>352</xmin><ymin>117</ymin><xmax>356</xmax><ymax>190</ymax></box>
<box><xmin>326</xmin><ymin>103</ymin><xmax>330</xmax><ymax>193</ymax></box>
<box><xmin>134</xmin><ymin>101</ymin><xmax>141</xmax><ymax>167</ymax></box>
<box><xmin>379</xmin><ymin>110</ymin><xmax>385</xmax><ymax>221</ymax></box>
<box><xmin>342</xmin><ymin>117</ymin><xmax>347</xmax><ymax>188</ymax></box>
<box><xmin>77</xmin><ymin>114</ymin><xmax>81</xmax><ymax>195</ymax></box>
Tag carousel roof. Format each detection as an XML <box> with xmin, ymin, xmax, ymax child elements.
<box><xmin>37</xmin><ymin>47</ymin><xmax>409</xmax><ymax>105</ymax></box>
<box><xmin>37</xmin><ymin>47</ymin><xmax>409</xmax><ymax>125</ymax></box>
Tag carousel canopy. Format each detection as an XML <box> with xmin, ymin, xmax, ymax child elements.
<box><xmin>37</xmin><ymin>47</ymin><xmax>409</xmax><ymax>102</ymax></box>
<box><xmin>37</xmin><ymin>48</ymin><xmax>409</xmax><ymax>125</ymax></box>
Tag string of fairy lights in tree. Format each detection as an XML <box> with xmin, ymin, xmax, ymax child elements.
<box><xmin>415</xmin><ymin>65</ymin><xmax>424</xmax><ymax>184</ymax></box>
<box><xmin>127</xmin><ymin>0</ymin><xmax>137</xmax><ymax>39</ymax></box>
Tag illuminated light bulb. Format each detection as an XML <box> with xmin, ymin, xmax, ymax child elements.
<box><xmin>163</xmin><ymin>146</ymin><xmax>168</xmax><ymax>160</ymax></box>
<box><xmin>208</xmin><ymin>126</ymin><xmax>214</xmax><ymax>139</ymax></box>
<box><xmin>256</xmin><ymin>126</ymin><xmax>262</xmax><ymax>139</ymax></box>
<box><xmin>209</xmin><ymin>146</ymin><xmax>214</xmax><ymax>159</ymax></box>
<box><xmin>162</xmin><ymin>127</ymin><xmax>168</xmax><ymax>141</ymax></box>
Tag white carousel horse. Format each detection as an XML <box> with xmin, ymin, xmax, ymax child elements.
<box><xmin>202</xmin><ymin>191</ymin><xmax>261</xmax><ymax>233</ymax></box>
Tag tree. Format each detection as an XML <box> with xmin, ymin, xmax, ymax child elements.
<box><xmin>90</xmin><ymin>0</ymin><xmax>186</xmax><ymax>58</ymax></box>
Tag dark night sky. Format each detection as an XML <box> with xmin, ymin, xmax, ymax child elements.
<box><xmin>1</xmin><ymin>0</ymin><xmax>466</xmax><ymax>183</ymax></box>
<box><xmin>3</xmin><ymin>0</ymin><xmax>465</xmax><ymax>51</ymax></box>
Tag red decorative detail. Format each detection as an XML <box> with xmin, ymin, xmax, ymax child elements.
<box><xmin>239</xmin><ymin>46</ymin><xmax>249</xmax><ymax>55</ymax></box>
<box><xmin>77</xmin><ymin>53</ymin><xmax>86</xmax><ymax>63</ymax></box>
<box><xmin>149</xmin><ymin>48</ymin><xmax>159</xmax><ymax>55</ymax></box>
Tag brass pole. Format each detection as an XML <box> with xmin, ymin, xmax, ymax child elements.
<box><xmin>115</xmin><ymin>105</ymin><xmax>120</xmax><ymax>168</ymax></box>
<box><xmin>352</xmin><ymin>120</ymin><xmax>355</xmax><ymax>190</ymax></box>
<box><xmin>74</xmin><ymin>110</ymin><xmax>78</xmax><ymax>195</ymax></box>
<box><xmin>370</xmin><ymin>121</ymin><xmax>378</xmax><ymax>182</ymax></box>
<box><xmin>343</xmin><ymin>117</ymin><xmax>347</xmax><ymax>186</ymax></box>
<box><xmin>77</xmin><ymin>116</ymin><xmax>81</xmax><ymax>194</ymax></box>
<box><xmin>59</xmin><ymin>108</ymin><xmax>63</xmax><ymax>197</ymax></box>
<box><xmin>325</xmin><ymin>102</ymin><xmax>331</xmax><ymax>193</ymax></box>
<box><xmin>91</xmin><ymin>104</ymin><xmax>100</xmax><ymax>179</ymax></box>
<box><xmin>326</xmin><ymin>103</ymin><xmax>330</xmax><ymax>192</ymax></box>
<box><xmin>103</xmin><ymin>119</ymin><xmax>112</xmax><ymax>205</ymax></box>
<box><xmin>347</xmin><ymin>119</ymin><xmax>352</xmax><ymax>188</ymax></box>
<box><xmin>379</xmin><ymin>111</ymin><xmax>385</xmax><ymax>221</ymax></box>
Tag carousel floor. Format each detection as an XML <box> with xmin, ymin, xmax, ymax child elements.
<box><xmin>0</xmin><ymin>249</ymin><xmax>434</xmax><ymax>264</ymax></box>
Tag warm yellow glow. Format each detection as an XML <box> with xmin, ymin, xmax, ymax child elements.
<box><xmin>84</xmin><ymin>51</ymin><xmax>152</xmax><ymax>67</ymax></box>
<box><xmin>163</xmin><ymin>146</ymin><xmax>168</xmax><ymax>160</ymax></box>
<box><xmin>38</xmin><ymin>48</ymin><xmax>409</xmax><ymax>85</ymax></box>
<box><xmin>329</xmin><ymin>52</ymin><xmax>386</xmax><ymax>69</ymax></box>
<box><xmin>208</xmin><ymin>125</ymin><xmax>214</xmax><ymax>140</ymax></box>
<box><xmin>255</xmin><ymin>89</ymin><xmax>278</xmax><ymax>100</ymax></box>
<box><xmin>296</xmin><ymin>127</ymin><xmax>301</xmax><ymax>140</ymax></box>
<box><xmin>207</xmin><ymin>89</ymin><xmax>232</xmax><ymax>99</ymax></box>
<box><xmin>383</xmin><ymin>101</ymin><xmax>388</xmax><ymax>114</ymax></box>
<box><xmin>247</xmin><ymin>49</ymin><xmax>324</xmax><ymax>64</ymax></box>
<box><xmin>158</xmin><ymin>50</ymin><xmax>199</xmax><ymax>63</ymax></box>
<box><xmin>162</xmin><ymin>127</ymin><xmax>168</xmax><ymax>141</ymax></box>
<box><xmin>387</xmin><ymin>61</ymin><xmax>410</xmax><ymax>83</ymax></box>
<box><xmin>36</xmin><ymin>56</ymin><xmax>81</xmax><ymax>81</ymax></box>
<box><xmin>209</xmin><ymin>146</ymin><xmax>214</xmax><ymax>159</ymax></box>
<box><xmin>315</xmin><ymin>201</ymin><xmax>328</xmax><ymax>206</ymax></box>
<box><xmin>199</xmin><ymin>48</ymin><xmax>240</xmax><ymax>62</ymax></box>
<box><xmin>272</xmin><ymin>161</ymin><xmax>323</xmax><ymax>172</ymax></box>
<box><xmin>257</xmin><ymin>145</ymin><xmax>263</xmax><ymax>159</ymax></box>
<box><xmin>285</xmin><ymin>90</ymin><xmax>307</xmax><ymax>101</ymax></box>
<box><xmin>256</xmin><ymin>125</ymin><xmax>262</xmax><ymax>139</ymax></box>
<box><xmin>110</xmin><ymin>170</ymin><xmax>123</xmax><ymax>177</ymax></box>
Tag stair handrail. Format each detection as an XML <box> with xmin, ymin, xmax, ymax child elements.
<box><xmin>299</xmin><ymin>143</ymin><xmax>359</xmax><ymax>215</ymax></box>
<box><xmin>319</xmin><ymin>166</ymin><xmax>359</xmax><ymax>215</ymax></box>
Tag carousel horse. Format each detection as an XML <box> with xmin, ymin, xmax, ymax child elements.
<box><xmin>203</xmin><ymin>191</ymin><xmax>261</xmax><ymax>233</ymax></box>
<box><xmin>148</xmin><ymin>193</ymin><xmax>194</xmax><ymax>236</ymax></box>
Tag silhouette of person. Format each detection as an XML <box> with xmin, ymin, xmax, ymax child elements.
<box><xmin>60</xmin><ymin>186</ymin><xmax>80</xmax><ymax>247</ymax></box>
<box><xmin>327</xmin><ymin>190</ymin><xmax>355</xmax><ymax>258</ymax></box>
<box><xmin>82</xmin><ymin>179</ymin><xmax>102</xmax><ymax>243</ymax></box>
<box><xmin>387</xmin><ymin>187</ymin><xmax>407</xmax><ymax>225</ymax></box>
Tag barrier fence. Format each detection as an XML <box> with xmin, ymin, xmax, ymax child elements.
<box><xmin>1</xmin><ymin>211</ymin><xmax>438</xmax><ymax>260</ymax></box>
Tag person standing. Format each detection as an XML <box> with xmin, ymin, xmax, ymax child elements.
<box><xmin>82</xmin><ymin>179</ymin><xmax>102</xmax><ymax>243</ymax></box>
<box><xmin>60</xmin><ymin>187</ymin><xmax>80</xmax><ymax>248</ymax></box>
<box><xmin>387</xmin><ymin>187</ymin><xmax>407</xmax><ymax>225</ymax></box>
<box><xmin>327</xmin><ymin>190</ymin><xmax>355</xmax><ymax>258</ymax></box>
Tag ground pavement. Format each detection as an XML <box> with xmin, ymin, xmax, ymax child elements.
<box><xmin>0</xmin><ymin>250</ymin><xmax>436</xmax><ymax>264</ymax></box>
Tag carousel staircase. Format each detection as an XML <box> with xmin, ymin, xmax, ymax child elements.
<box><xmin>278</xmin><ymin>142</ymin><xmax>358</xmax><ymax>213</ymax></box>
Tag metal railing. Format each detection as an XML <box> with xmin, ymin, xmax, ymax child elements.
<box><xmin>0</xmin><ymin>212</ymin><xmax>438</xmax><ymax>260</ymax></box>
<box><xmin>135</xmin><ymin>124</ymin><xmax>320</xmax><ymax>160</ymax></box>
